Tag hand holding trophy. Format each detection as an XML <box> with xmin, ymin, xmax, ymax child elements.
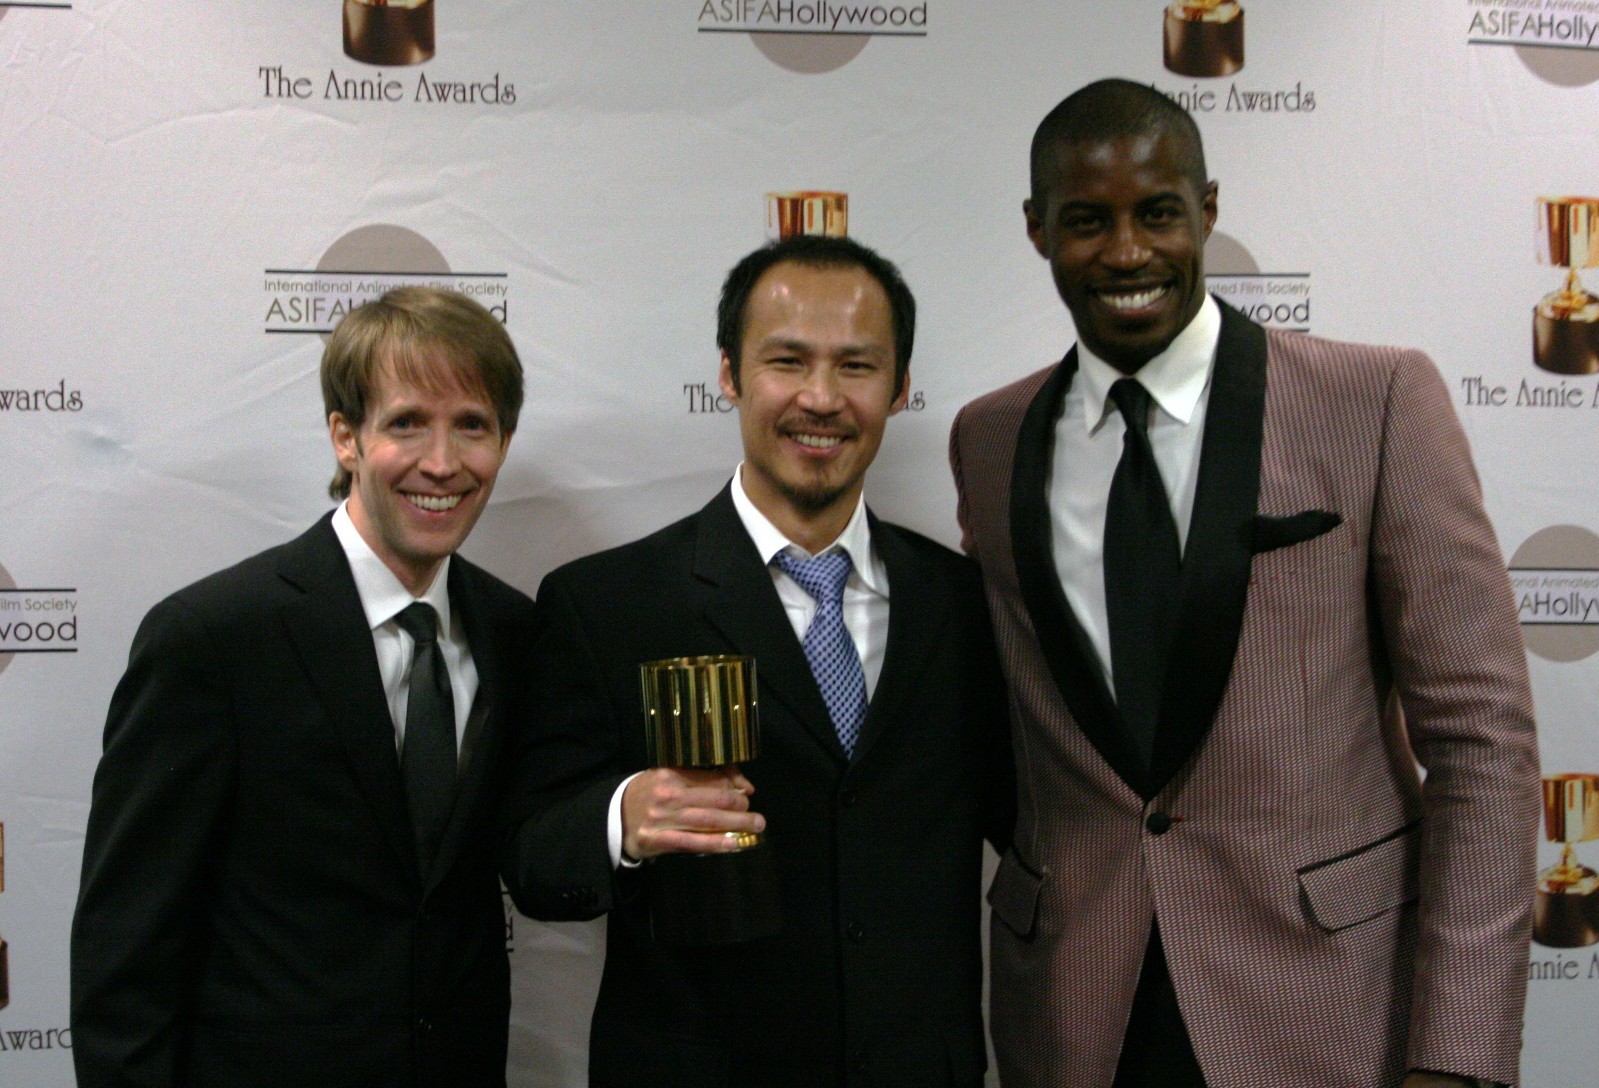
<box><xmin>622</xmin><ymin>655</ymin><xmax>782</xmax><ymax>945</ymax></box>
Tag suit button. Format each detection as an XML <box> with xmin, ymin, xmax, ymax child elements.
<box><xmin>846</xmin><ymin>921</ymin><xmax>865</xmax><ymax>942</ymax></box>
<box><xmin>416</xmin><ymin>1016</ymin><xmax>433</xmax><ymax>1034</ymax></box>
<box><xmin>1146</xmin><ymin>812</ymin><xmax>1173</xmax><ymax>835</ymax></box>
<box><xmin>839</xmin><ymin>788</ymin><xmax>857</xmax><ymax>808</ymax></box>
<box><xmin>852</xmin><ymin>1051</ymin><xmax>871</xmax><ymax>1073</ymax></box>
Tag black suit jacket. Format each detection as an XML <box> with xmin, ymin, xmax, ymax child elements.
<box><xmin>503</xmin><ymin>486</ymin><xmax>1013</xmax><ymax>1088</ymax></box>
<box><xmin>71</xmin><ymin>513</ymin><xmax>537</xmax><ymax>1088</ymax></box>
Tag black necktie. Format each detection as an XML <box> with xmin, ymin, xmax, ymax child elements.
<box><xmin>394</xmin><ymin>602</ymin><xmax>457</xmax><ymax>869</ymax></box>
<box><xmin>1103</xmin><ymin>378</ymin><xmax>1182</xmax><ymax>766</ymax></box>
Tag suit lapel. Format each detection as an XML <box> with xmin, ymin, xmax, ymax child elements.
<box><xmin>1009</xmin><ymin>351</ymin><xmax>1149</xmax><ymax>794</ymax></box>
<box><xmin>849</xmin><ymin>515</ymin><xmax>949</xmax><ymax>766</ymax></box>
<box><xmin>276</xmin><ymin>516</ymin><xmax>420</xmax><ymax>887</ymax></box>
<box><xmin>694</xmin><ymin>487</ymin><xmax>849</xmax><ymax>764</ymax></box>
<box><xmin>1150</xmin><ymin>300</ymin><xmax>1267</xmax><ymax>792</ymax></box>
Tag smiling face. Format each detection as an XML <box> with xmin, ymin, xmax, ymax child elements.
<box><xmin>718</xmin><ymin>260</ymin><xmax>905</xmax><ymax>551</ymax></box>
<box><xmin>330</xmin><ymin>357</ymin><xmax>509</xmax><ymax>595</ymax></box>
<box><xmin>1026</xmin><ymin>129</ymin><xmax>1217</xmax><ymax>373</ymax></box>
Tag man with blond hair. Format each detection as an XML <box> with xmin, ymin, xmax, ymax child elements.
<box><xmin>73</xmin><ymin>288</ymin><xmax>535</xmax><ymax>1088</ymax></box>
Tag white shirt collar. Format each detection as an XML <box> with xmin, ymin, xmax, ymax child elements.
<box><xmin>331</xmin><ymin>501</ymin><xmax>454</xmax><ymax>632</ymax></box>
<box><xmin>1076</xmin><ymin>293</ymin><xmax>1221</xmax><ymax>434</ymax></box>
<box><xmin>728</xmin><ymin>465</ymin><xmax>886</xmax><ymax>598</ymax></box>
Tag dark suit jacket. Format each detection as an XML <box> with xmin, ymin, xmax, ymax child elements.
<box><xmin>950</xmin><ymin>301</ymin><xmax>1538</xmax><ymax>1088</ymax></box>
<box><xmin>502</xmin><ymin>486</ymin><xmax>1013</xmax><ymax>1088</ymax></box>
<box><xmin>71</xmin><ymin>513</ymin><xmax>537</xmax><ymax>1088</ymax></box>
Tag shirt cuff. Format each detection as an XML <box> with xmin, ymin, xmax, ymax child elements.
<box><xmin>608</xmin><ymin>772</ymin><xmax>644</xmax><ymax>869</ymax></box>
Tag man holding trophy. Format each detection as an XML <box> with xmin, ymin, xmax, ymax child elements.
<box><xmin>506</xmin><ymin>234</ymin><xmax>1013</xmax><ymax>1087</ymax></box>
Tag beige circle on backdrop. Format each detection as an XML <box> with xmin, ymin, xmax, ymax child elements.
<box><xmin>1203</xmin><ymin>233</ymin><xmax>1261</xmax><ymax>276</ymax></box>
<box><xmin>750</xmin><ymin>32</ymin><xmax>869</xmax><ymax>73</ymax></box>
<box><xmin>0</xmin><ymin>560</ymin><xmax>17</xmax><ymax>678</ymax></box>
<box><xmin>1517</xmin><ymin>45</ymin><xmax>1599</xmax><ymax>88</ymax></box>
<box><xmin>315</xmin><ymin>224</ymin><xmax>451</xmax><ymax>343</ymax></box>
<box><xmin>1510</xmin><ymin>524</ymin><xmax>1599</xmax><ymax>662</ymax></box>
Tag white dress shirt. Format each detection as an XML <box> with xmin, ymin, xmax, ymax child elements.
<box><xmin>1049</xmin><ymin>294</ymin><xmax>1221</xmax><ymax>689</ymax></box>
<box><xmin>332</xmin><ymin>501</ymin><xmax>477</xmax><ymax>754</ymax></box>
<box><xmin>607</xmin><ymin>467</ymin><xmax>892</xmax><ymax>866</ymax></box>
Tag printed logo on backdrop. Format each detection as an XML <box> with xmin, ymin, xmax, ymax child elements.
<box><xmin>697</xmin><ymin>2</ymin><xmax>928</xmax><ymax>74</ymax></box>
<box><xmin>0</xmin><ymin>823</ymin><xmax>69</xmax><ymax>1049</ymax></box>
<box><xmin>263</xmin><ymin>225</ymin><xmax>510</xmax><ymax>339</ymax></box>
<box><xmin>1155</xmin><ymin>2</ymin><xmax>1318</xmax><ymax>116</ymax></box>
<box><xmin>1466</xmin><ymin>0</ymin><xmax>1599</xmax><ymax>87</ymax></box>
<box><xmin>257</xmin><ymin>1</ymin><xmax>515</xmax><ymax>106</ymax></box>
<box><xmin>0</xmin><ymin>2</ymin><xmax>75</xmax><ymax>22</ymax></box>
<box><xmin>1508</xmin><ymin>525</ymin><xmax>1599</xmax><ymax>662</ymax></box>
<box><xmin>683</xmin><ymin>192</ymin><xmax>926</xmax><ymax>414</ymax></box>
<box><xmin>0</xmin><ymin>380</ymin><xmax>82</xmax><ymax>415</ymax></box>
<box><xmin>1459</xmin><ymin>196</ymin><xmax>1599</xmax><ymax>410</ymax></box>
<box><xmin>0</xmin><ymin>561</ymin><xmax>78</xmax><ymax>680</ymax></box>
<box><xmin>1204</xmin><ymin>233</ymin><xmax>1312</xmax><ymax>332</ymax></box>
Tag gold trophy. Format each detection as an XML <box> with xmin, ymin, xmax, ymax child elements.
<box><xmin>343</xmin><ymin>0</ymin><xmax>435</xmax><ymax>67</ymax></box>
<box><xmin>766</xmin><ymin>192</ymin><xmax>849</xmax><ymax>242</ymax></box>
<box><xmin>1163</xmin><ymin>1</ymin><xmax>1245</xmax><ymax>79</ymax></box>
<box><xmin>639</xmin><ymin>655</ymin><xmax>781</xmax><ymax>945</ymax></box>
<box><xmin>1533</xmin><ymin>773</ymin><xmax>1599</xmax><ymax>947</ymax></box>
<box><xmin>1</xmin><ymin>822</ymin><xmax>8</xmax><ymax>1010</ymax></box>
<box><xmin>1534</xmin><ymin>196</ymin><xmax>1599</xmax><ymax>375</ymax></box>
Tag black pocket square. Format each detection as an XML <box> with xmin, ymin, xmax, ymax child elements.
<box><xmin>1251</xmin><ymin>510</ymin><xmax>1342</xmax><ymax>554</ymax></box>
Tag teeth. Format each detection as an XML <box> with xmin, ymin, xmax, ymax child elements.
<box><xmin>793</xmin><ymin>434</ymin><xmax>843</xmax><ymax>449</ymax></box>
<box><xmin>1100</xmin><ymin>285</ymin><xmax>1169</xmax><ymax>311</ymax></box>
<box><xmin>407</xmin><ymin>493</ymin><xmax>463</xmax><ymax>512</ymax></box>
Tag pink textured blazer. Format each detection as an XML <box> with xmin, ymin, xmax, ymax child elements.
<box><xmin>950</xmin><ymin>301</ymin><xmax>1538</xmax><ymax>1088</ymax></box>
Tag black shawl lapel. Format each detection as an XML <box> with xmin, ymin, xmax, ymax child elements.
<box><xmin>693</xmin><ymin>487</ymin><xmax>848</xmax><ymax>764</ymax></box>
<box><xmin>847</xmin><ymin>514</ymin><xmax>950</xmax><ymax>768</ymax></box>
<box><xmin>1149</xmin><ymin>300</ymin><xmax>1267</xmax><ymax>793</ymax></box>
<box><xmin>276</xmin><ymin>515</ymin><xmax>421</xmax><ymax>888</ymax></box>
<box><xmin>1009</xmin><ymin>351</ymin><xmax>1150</xmax><ymax>795</ymax></box>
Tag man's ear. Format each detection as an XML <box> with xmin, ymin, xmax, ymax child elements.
<box><xmin>889</xmin><ymin>366</ymin><xmax>911</xmax><ymax>416</ymax></box>
<box><xmin>329</xmin><ymin>413</ymin><xmax>360</xmax><ymax>473</ymax></box>
<box><xmin>717</xmin><ymin>353</ymin><xmax>741</xmax><ymax>402</ymax></box>
<box><xmin>1024</xmin><ymin>198</ymin><xmax>1048</xmax><ymax>258</ymax></box>
<box><xmin>1202</xmin><ymin>179</ymin><xmax>1218</xmax><ymax>239</ymax></box>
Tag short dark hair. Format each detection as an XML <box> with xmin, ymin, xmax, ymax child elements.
<box><xmin>321</xmin><ymin>286</ymin><xmax>524</xmax><ymax>499</ymax></box>
<box><xmin>716</xmin><ymin>235</ymin><xmax>915</xmax><ymax>397</ymax></box>
<box><xmin>1030</xmin><ymin>78</ymin><xmax>1208</xmax><ymax>209</ymax></box>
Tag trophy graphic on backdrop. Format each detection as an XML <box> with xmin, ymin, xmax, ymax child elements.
<box><xmin>344</xmin><ymin>0</ymin><xmax>436</xmax><ymax>66</ymax></box>
<box><xmin>1</xmin><ymin>823</ymin><xmax>8</xmax><ymax>1010</ymax></box>
<box><xmin>639</xmin><ymin>655</ymin><xmax>781</xmax><ymax>945</ymax></box>
<box><xmin>766</xmin><ymin>192</ymin><xmax>849</xmax><ymax>241</ymax></box>
<box><xmin>1534</xmin><ymin>196</ymin><xmax>1599</xmax><ymax>375</ymax></box>
<box><xmin>1163</xmin><ymin>1</ymin><xmax>1245</xmax><ymax>78</ymax></box>
<box><xmin>1533</xmin><ymin>773</ymin><xmax>1599</xmax><ymax>948</ymax></box>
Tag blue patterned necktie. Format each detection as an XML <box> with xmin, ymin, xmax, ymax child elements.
<box><xmin>773</xmin><ymin>550</ymin><xmax>868</xmax><ymax>757</ymax></box>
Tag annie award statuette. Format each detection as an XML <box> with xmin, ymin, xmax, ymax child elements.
<box><xmin>344</xmin><ymin>0</ymin><xmax>435</xmax><ymax>67</ymax></box>
<box><xmin>766</xmin><ymin>192</ymin><xmax>849</xmax><ymax>242</ymax></box>
<box><xmin>1534</xmin><ymin>196</ymin><xmax>1599</xmax><ymax>375</ymax></box>
<box><xmin>1163</xmin><ymin>1</ymin><xmax>1245</xmax><ymax>79</ymax></box>
<box><xmin>1533</xmin><ymin>773</ymin><xmax>1599</xmax><ymax>948</ymax></box>
<box><xmin>0</xmin><ymin>822</ymin><xmax>8</xmax><ymax>1010</ymax></box>
<box><xmin>640</xmin><ymin>655</ymin><xmax>781</xmax><ymax>945</ymax></box>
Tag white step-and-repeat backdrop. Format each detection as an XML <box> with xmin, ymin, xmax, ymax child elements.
<box><xmin>2</xmin><ymin>2</ymin><xmax>1595</xmax><ymax>1084</ymax></box>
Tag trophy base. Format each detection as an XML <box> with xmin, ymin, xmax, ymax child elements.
<box><xmin>1533</xmin><ymin>888</ymin><xmax>1599</xmax><ymax>947</ymax></box>
<box><xmin>343</xmin><ymin>0</ymin><xmax>435</xmax><ymax>67</ymax></box>
<box><xmin>1164</xmin><ymin>12</ymin><xmax>1244</xmax><ymax>79</ymax></box>
<box><xmin>1534</xmin><ymin>310</ymin><xmax>1599</xmax><ymax>375</ymax></box>
<box><xmin>647</xmin><ymin>839</ymin><xmax>782</xmax><ymax>946</ymax></box>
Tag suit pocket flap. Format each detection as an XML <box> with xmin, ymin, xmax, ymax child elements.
<box><xmin>1251</xmin><ymin>510</ymin><xmax>1342</xmax><ymax>554</ymax></box>
<box><xmin>988</xmin><ymin>849</ymin><xmax>1044</xmax><ymax>939</ymax></box>
<box><xmin>1297</xmin><ymin>823</ymin><xmax>1421</xmax><ymax>932</ymax></box>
